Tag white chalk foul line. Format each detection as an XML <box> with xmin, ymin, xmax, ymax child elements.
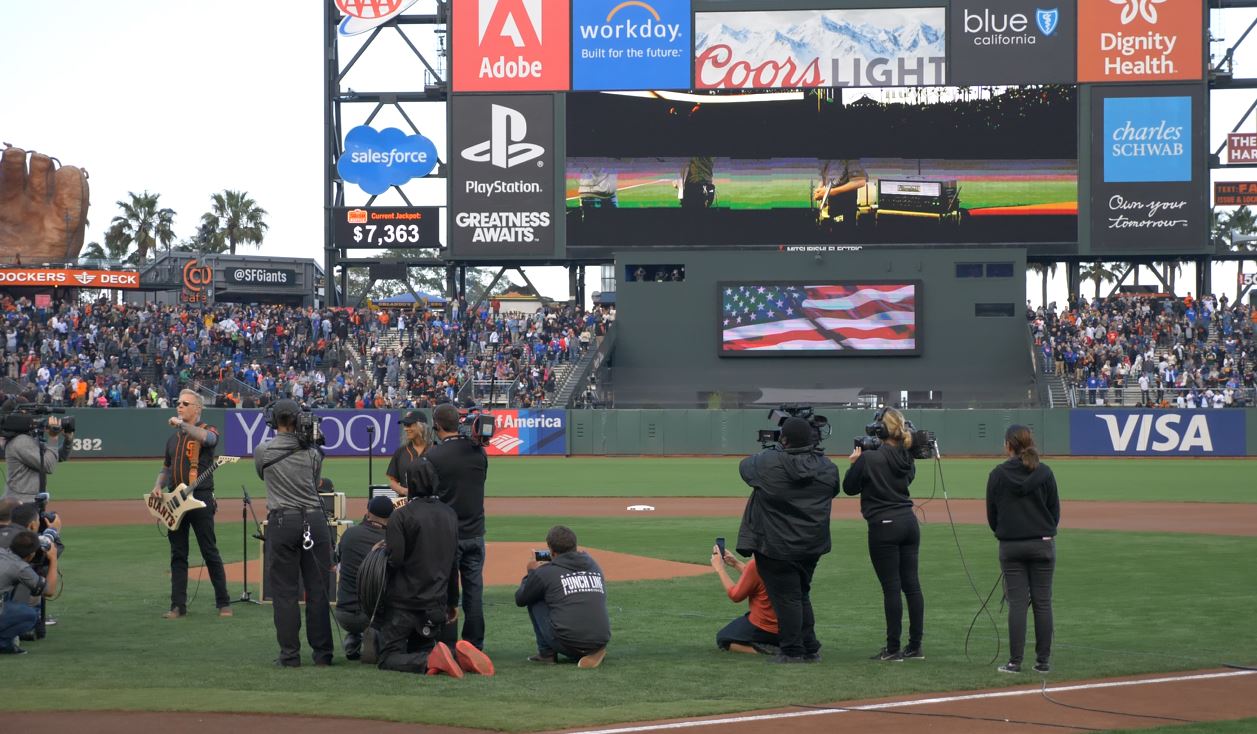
<box><xmin>558</xmin><ymin>670</ymin><xmax>1257</xmax><ymax>734</ymax></box>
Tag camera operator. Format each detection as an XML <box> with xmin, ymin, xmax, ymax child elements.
<box><xmin>0</xmin><ymin>530</ymin><xmax>58</xmax><ymax>654</ymax></box>
<box><xmin>735</xmin><ymin>417</ymin><xmax>839</xmax><ymax>664</ymax></box>
<box><xmin>514</xmin><ymin>525</ymin><xmax>610</xmax><ymax>668</ymax></box>
<box><xmin>333</xmin><ymin>496</ymin><xmax>393</xmax><ymax>662</ymax></box>
<box><xmin>0</xmin><ymin>402</ymin><xmax>74</xmax><ymax>506</ymax></box>
<box><xmin>255</xmin><ymin>399</ymin><xmax>333</xmax><ymax>668</ymax></box>
<box><xmin>842</xmin><ymin>408</ymin><xmax>925</xmax><ymax>662</ymax></box>
<box><xmin>386</xmin><ymin>410</ymin><xmax>433</xmax><ymax>497</ymax></box>
<box><xmin>426</xmin><ymin>402</ymin><xmax>489</xmax><ymax>651</ymax></box>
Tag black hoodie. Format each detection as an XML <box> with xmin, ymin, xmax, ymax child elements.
<box><xmin>736</xmin><ymin>446</ymin><xmax>841</xmax><ymax>560</ymax></box>
<box><xmin>842</xmin><ymin>444</ymin><xmax>916</xmax><ymax>522</ymax></box>
<box><xmin>514</xmin><ymin>550</ymin><xmax>611</xmax><ymax>651</ymax></box>
<box><xmin>986</xmin><ymin>457</ymin><xmax>1060</xmax><ymax>541</ymax></box>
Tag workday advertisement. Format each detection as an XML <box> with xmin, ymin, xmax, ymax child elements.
<box><xmin>223</xmin><ymin>409</ymin><xmax>565</xmax><ymax>457</ymax></box>
<box><xmin>1070</xmin><ymin>410</ymin><xmax>1246</xmax><ymax>456</ymax></box>
<box><xmin>572</xmin><ymin>0</ymin><xmax>690</xmax><ymax>90</ymax></box>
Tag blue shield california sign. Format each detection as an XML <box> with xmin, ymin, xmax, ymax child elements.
<box><xmin>1036</xmin><ymin>8</ymin><xmax>1059</xmax><ymax>35</ymax></box>
<box><xmin>337</xmin><ymin>125</ymin><xmax>439</xmax><ymax>196</ymax></box>
<box><xmin>572</xmin><ymin>0</ymin><xmax>691</xmax><ymax>90</ymax></box>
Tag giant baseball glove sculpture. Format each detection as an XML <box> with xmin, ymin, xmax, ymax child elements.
<box><xmin>0</xmin><ymin>144</ymin><xmax>90</xmax><ymax>263</ymax></box>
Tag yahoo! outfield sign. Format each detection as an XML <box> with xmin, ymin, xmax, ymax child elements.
<box><xmin>1070</xmin><ymin>410</ymin><xmax>1246</xmax><ymax>456</ymax></box>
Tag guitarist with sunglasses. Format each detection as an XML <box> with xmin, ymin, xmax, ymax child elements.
<box><xmin>149</xmin><ymin>389</ymin><xmax>231</xmax><ymax>619</ymax></box>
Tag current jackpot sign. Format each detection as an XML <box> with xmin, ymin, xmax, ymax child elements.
<box><xmin>333</xmin><ymin>207</ymin><xmax>441</xmax><ymax>248</ymax></box>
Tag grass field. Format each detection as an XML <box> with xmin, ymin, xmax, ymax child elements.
<box><xmin>42</xmin><ymin>456</ymin><xmax>1257</xmax><ymax>503</ymax></box>
<box><xmin>7</xmin><ymin>516</ymin><xmax>1255</xmax><ymax>730</ymax></box>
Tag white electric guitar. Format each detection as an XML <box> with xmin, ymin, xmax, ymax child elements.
<box><xmin>144</xmin><ymin>455</ymin><xmax>240</xmax><ymax>531</ymax></box>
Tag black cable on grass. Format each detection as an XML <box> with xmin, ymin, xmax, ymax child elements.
<box><xmin>1037</xmin><ymin>680</ymin><xmax>1196</xmax><ymax>724</ymax></box>
<box><xmin>789</xmin><ymin>702</ymin><xmax>1104</xmax><ymax>732</ymax></box>
<box><xmin>1224</xmin><ymin>664</ymin><xmax>1257</xmax><ymax>672</ymax></box>
<box><xmin>966</xmin><ymin>571</ymin><xmax>1004</xmax><ymax>663</ymax></box>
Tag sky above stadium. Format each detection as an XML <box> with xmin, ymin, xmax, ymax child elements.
<box><xmin>1</xmin><ymin>1</ymin><xmax>1254</xmax><ymax>306</ymax></box>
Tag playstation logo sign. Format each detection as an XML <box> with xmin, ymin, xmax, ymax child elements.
<box><xmin>460</xmin><ymin>104</ymin><xmax>544</xmax><ymax>169</ymax></box>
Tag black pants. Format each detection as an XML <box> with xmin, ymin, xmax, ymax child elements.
<box><xmin>716</xmin><ymin>613</ymin><xmax>779</xmax><ymax>652</ymax></box>
<box><xmin>754</xmin><ymin>552</ymin><xmax>820</xmax><ymax>658</ymax></box>
<box><xmin>334</xmin><ymin>606</ymin><xmax>370</xmax><ymax>657</ymax></box>
<box><xmin>267</xmin><ymin>509</ymin><xmax>334</xmax><ymax>666</ymax></box>
<box><xmin>168</xmin><ymin>493</ymin><xmax>230</xmax><ymax>611</ymax></box>
<box><xmin>377</xmin><ymin>607</ymin><xmax>448</xmax><ymax>673</ymax></box>
<box><xmin>1000</xmin><ymin>538</ymin><xmax>1056</xmax><ymax>666</ymax></box>
<box><xmin>867</xmin><ymin>513</ymin><xmax>924</xmax><ymax>652</ymax></box>
<box><xmin>455</xmin><ymin>536</ymin><xmax>486</xmax><ymax>649</ymax></box>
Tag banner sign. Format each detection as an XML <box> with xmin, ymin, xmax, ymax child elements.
<box><xmin>1228</xmin><ymin>133</ymin><xmax>1257</xmax><ymax>164</ymax></box>
<box><xmin>337</xmin><ymin>126</ymin><xmax>438</xmax><ymax>195</ymax></box>
<box><xmin>1089</xmin><ymin>84</ymin><xmax>1206</xmax><ymax>253</ymax></box>
<box><xmin>1241</xmin><ymin>272</ymin><xmax>1257</xmax><ymax>287</ymax></box>
<box><xmin>333</xmin><ymin>206</ymin><xmax>441</xmax><ymax>248</ymax></box>
<box><xmin>449</xmin><ymin>94</ymin><xmax>557</xmax><ymax>258</ymax></box>
<box><xmin>224</xmin><ymin>267</ymin><xmax>297</xmax><ymax>288</ymax></box>
<box><xmin>1070</xmin><ymin>410</ymin><xmax>1246</xmax><ymax>456</ymax></box>
<box><xmin>0</xmin><ymin>268</ymin><xmax>140</xmax><ymax>289</ymax></box>
<box><xmin>451</xmin><ymin>0</ymin><xmax>570</xmax><ymax>92</ymax></box>
<box><xmin>572</xmin><ymin>0</ymin><xmax>691</xmax><ymax>90</ymax></box>
<box><xmin>224</xmin><ymin>409</ymin><xmax>565</xmax><ymax>457</ymax></box>
<box><xmin>1077</xmin><ymin>0</ymin><xmax>1202</xmax><ymax>83</ymax></box>
<box><xmin>693</xmin><ymin>8</ymin><xmax>946</xmax><ymax>90</ymax></box>
<box><xmin>949</xmin><ymin>0</ymin><xmax>1076</xmax><ymax>85</ymax></box>
<box><xmin>1215</xmin><ymin>182</ymin><xmax>1257</xmax><ymax>207</ymax></box>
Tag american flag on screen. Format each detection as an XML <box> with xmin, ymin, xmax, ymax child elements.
<box><xmin>721</xmin><ymin>284</ymin><xmax>916</xmax><ymax>352</ymax></box>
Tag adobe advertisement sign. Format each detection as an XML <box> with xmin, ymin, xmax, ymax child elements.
<box><xmin>449</xmin><ymin>94</ymin><xmax>556</xmax><ymax>258</ymax></box>
<box><xmin>1090</xmin><ymin>84</ymin><xmax>1206</xmax><ymax>253</ymax></box>
<box><xmin>1078</xmin><ymin>0</ymin><xmax>1202</xmax><ymax>83</ymax></box>
<box><xmin>0</xmin><ymin>268</ymin><xmax>139</xmax><ymax>289</ymax></box>
<box><xmin>1070</xmin><ymin>410</ymin><xmax>1245</xmax><ymax>456</ymax></box>
<box><xmin>949</xmin><ymin>1</ymin><xmax>1075</xmax><ymax>84</ymax></box>
<box><xmin>451</xmin><ymin>0</ymin><xmax>569</xmax><ymax>92</ymax></box>
<box><xmin>572</xmin><ymin>0</ymin><xmax>691</xmax><ymax>91</ymax></box>
<box><xmin>693</xmin><ymin>8</ymin><xmax>946</xmax><ymax>90</ymax></box>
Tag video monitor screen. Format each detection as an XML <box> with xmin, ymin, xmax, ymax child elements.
<box><xmin>566</xmin><ymin>87</ymin><xmax>1077</xmax><ymax>254</ymax></box>
<box><xmin>719</xmin><ymin>282</ymin><xmax>919</xmax><ymax>356</ymax></box>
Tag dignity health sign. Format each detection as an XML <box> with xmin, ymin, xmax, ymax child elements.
<box><xmin>1070</xmin><ymin>410</ymin><xmax>1246</xmax><ymax>456</ymax></box>
<box><xmin>224</xmin><ymin>409</ymin><xmax>565</xmax><ymax>457</ymax></box>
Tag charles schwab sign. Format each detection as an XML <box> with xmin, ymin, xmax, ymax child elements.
<box><xmin>225</xmin><ymin>267</ymin><xmax>296</xmax><ymax>287</ymax></box>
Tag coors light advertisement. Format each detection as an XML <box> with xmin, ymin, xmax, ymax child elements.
<box><xmin>694</xmin><ymin>9</ymin><xmax>947</xmax><ymax>90</ymax></box>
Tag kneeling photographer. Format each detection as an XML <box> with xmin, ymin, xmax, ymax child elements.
<box><xmin>736</xmin><ymin>409</ymin><xmax>839</xmax><ymax>663</ymax></box>
<box><xmin>842</xmin><ymin>408</ymin><xmax>929</xmax><ymax>662</ymax></box>
<box><xmin>0</xmin><ymin>529</ymin><xmax>58</xmax><ymax>654</ymax></box>
<box><xmin>0</xmin><ymin>402</ymin><xmax>74</xmax><ymax>506</ymax></box>
<box><xmin>256</xmin><ymin>400</ymin><xmax>333</xmax><ymax>667</ymax></box>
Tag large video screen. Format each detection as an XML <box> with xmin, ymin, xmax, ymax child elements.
<box><xmin>566</xmin><ymin>87</ymin><xmax>1078</xmax><ymax>255</ymax></box>
<box><xmin>719</xmin><ymin>282</ymin><xmax>919</xmax><ymax>356</ymax></box>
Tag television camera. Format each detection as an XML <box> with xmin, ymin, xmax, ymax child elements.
<box><xmin>263</xmin><ymin>402</ymin><xmax>325</xmax><ymax>448</ymax></box>
<box><xmin>0</xmin><ymin>404</ymin><xmax>75</xmax><ymax>438</ymax></box>
<box><xmin>757</xmin><ymin>404</ymin><xmax>830</xmax><ymax>449</ymax></box>
<box><xmin>853</xmin><ymin>408</ymin><xmax>937</xmax><ymax>460</ymax></box>
<box><xmin>459</xmin><ymin>404</ymin><xmax>496</xmax><ymax>447</ymax></box>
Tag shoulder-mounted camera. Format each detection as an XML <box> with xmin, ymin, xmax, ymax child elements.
<box><xmin>264</xmin><ymin>400</ymin><xmax>325</xmax><ymax>448</ymax></box>
<box><xmin>758</xmin><ymin>404</ymin><xmax>830</xmax><ymax>449</ymax></box>
<box><xmin>458</xmin><ymin>404</ymin><xmax>495</xmax><ymax>447</ymax></box>
<box><xmin>854</xmin><ymin>407</ymin><xmax>937</xmax><ymax>460</ymax></box>
<box><xmin>0</xmin><ymin>403</ymin><xmax>74</xmax><ymax>438</ymax></box>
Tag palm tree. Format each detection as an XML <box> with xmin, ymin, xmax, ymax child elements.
<box><xmin>1079</xmin><ymin>261</ymin><xmax>1119</xmax><ymax>300</ymax></box>
<box><xmin>110</xmin><ymin>191</ymin><xmax>175</xmax><ymax>261</ymax></box>
<box><xmin>1028</xmin><ymin>261</ymin><xmax>1058</xmax><ymax>310</ymax></box>
<box><xmin>200</xmin><ymin>190</ymin><xmax>268</xmax><ymax>255</ymax></box>
<box><xmin>1226</xmin><ymin>206</ymin><xmax>1257</xmax><ymax>300</ymax></box>
<box><xmin>80</xmin><ymin>221</ymin><xmax>136</xmax><ymax>263</ymax></box>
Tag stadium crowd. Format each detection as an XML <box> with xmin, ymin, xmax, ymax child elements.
<box><xmin>0</xmin><ymin>294</ymin><xmax>609</xmax><ymax>411</ymax></box>
<box><xmin>1029</xmin><ymin>293</ymin><xmax>1257</xmax><ymax>408</ymax></box>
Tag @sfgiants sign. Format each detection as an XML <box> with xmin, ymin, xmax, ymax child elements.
<box><xmin>181</xmin><ymin>259</ymin><xmax>212</xmax><ymax>304</ymax></box>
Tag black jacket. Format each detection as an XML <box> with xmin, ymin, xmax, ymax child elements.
<box><xmin>986</xmin><ymin>457</ymin><xmax>1060</xmax><ymax>541</ymax></box>
<box><xmin>514</xmin><ymin>551</ymin><xmax>611</xmax><ymax>651</ymax></box>
<box><xmin>335</xmin><ymin>518</ymin><xmax>386</xmax><ymax>612</ymax></box>
<box><xmin>427</xmin><ymin>436</ymin><xmax>488</xmax><ymax>538</ymax></box>
<box><xmin>385</xmin><ymin>496</ymin><xmax>459</xmax><ymax>615</ymax></box>
<box><xmin>736</xmin><ymin>447</ymin><xmax>841</xmax><ymax>560</ymax></box>
<box><xmin>842</xmin><ymin>444</ymin><xmax>916</xmax><ymax>522</ymax></box>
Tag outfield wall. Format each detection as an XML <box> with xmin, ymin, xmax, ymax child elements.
<box><xmin>50</xmin><ymin>408</ymin><xmax>1257</xmax><ymax>458</ymax></box>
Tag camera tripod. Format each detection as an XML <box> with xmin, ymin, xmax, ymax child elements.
<box><xmin>230</xmin><ymin>485</ymin><xmax>265</xmax><ymax>606</ymax></box>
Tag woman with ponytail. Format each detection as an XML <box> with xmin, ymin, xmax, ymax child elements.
<box><xmin>842</xmin><ymin>407</ymin><xmax>925</xmax><ymax>662</ymax></box>
<box><xmin>986</xmin><ymin>424</ymin><xmax>1060</xmax><ymax>674</ymax></box>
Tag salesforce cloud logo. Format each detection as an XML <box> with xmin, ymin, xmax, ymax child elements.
<box><xmin>338</xmin><ymin>125</ymin><xmax>438</xmax><ymax>195</ymax></box>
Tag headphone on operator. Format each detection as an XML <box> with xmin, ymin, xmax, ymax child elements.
<box><xmin>869</xmin><ymin>407</ymin><xmax>890</xmax><ymax>440</ymax></box>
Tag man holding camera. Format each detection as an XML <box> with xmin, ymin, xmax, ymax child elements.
<box><xmin>0</xmin><ymin>529</ymin><xmax>57</xmax><ymax>654</ymax></box>
<box><xmin>149</xmin><ymin>389</ymin><xmax>231</xmax><ymax>618</ymax></box>
<box><xmin>427</xmin><ymin>403</ymin><xmax>489</xmax><ymax>651</ymax></box>
<box><xmin>256</xmin><ymin>399</ymin><xmax>334</xmax><ymax>668</ymax></box>
<box><xmin>1</xmin><ymin>408</ymin><xmax>73</xmax><ymax>505</ymax></box>
<box><xmin>514</xmin><ymin>525</ymin><xmax>611</xmax><ymax>668</ymax></box>
<box><xmin>736</xmin><ymin>417</ymin><xmax>840</xmax><ymax>663</ymax></box>
<box><xmin>334</xmin><ymin>496</ymin><xmax>393</xmax><ymax>662</ymax></box>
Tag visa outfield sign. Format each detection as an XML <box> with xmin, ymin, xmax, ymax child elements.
<box><xmin>693</xmin><ymin>8</ymin><xmax>945</xmax><ymax>90</ymax></box>
<box><xmin>337</xmin><ymin>126</ymin><xmax>438</xmax><ymax>196</ymax></box>
<box><xmin>1070</xmin><ymin>410</ymin><xmax>1246</xmax><ymax>456</ymax></box>
<box><xmin>572</xmin><ymin>0</ymin><xmax>691</xmax><ymax>90</ymax></box>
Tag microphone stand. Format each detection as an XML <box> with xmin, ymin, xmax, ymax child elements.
<box><xmin>366</xmin><ymin>424</ymin><xmax>375</xmax><ymax>493</ymax></box>
<box><xmin>231</xmin><ymin>485</ymin><xmax>264</xmax><ymax>605</ymax></box>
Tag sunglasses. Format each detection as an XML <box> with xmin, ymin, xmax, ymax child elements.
<box><xmin>177</xmin><ymin>401</ymin><xmax>195</xmax><ymax>407</ymax></box>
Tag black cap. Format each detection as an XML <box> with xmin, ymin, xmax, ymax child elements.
<box><xmin>398</xmin><ymin>410</ymin><xmax>428</xmax><ymax>426</ymax></box>
<box><xmin>366</xmin><ymin>496</ymin><xmax>395</xmax><ymax>519</ymax></box>
<box><xmin>781</xmin><ymin>417</ymin><xmax>814</xmax><ymax>447</ymax></box>
<box><xmin>271</xmin><ymin>399</ymin><xmax>300</xmax><ymax>422</ymax></box>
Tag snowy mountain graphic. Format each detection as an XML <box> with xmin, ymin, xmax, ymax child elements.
<box><xmin>696</xmin><ymin>9</ymin><xmax>946</xmax><ymax>86</ymax></box>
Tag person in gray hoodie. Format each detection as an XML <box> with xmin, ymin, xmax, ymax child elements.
<box><xmin>986</xmin><ymin>424</ymin><xmax>1060</xmax><ymax>675</ymax></box>
<box><xmin>736</xmin><ymin>417</ymin><xmax>840</xmax><ymax>663</ymax></box>
<box><xmin>515</xmin><ymin>525</ymin><xmax>611</xmax><ymax>669</ymax></box>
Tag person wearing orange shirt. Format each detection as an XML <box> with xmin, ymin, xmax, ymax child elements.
<box><xmin>710</xmin><ymin>544</ymin><xmax>779</xmax><ymax>655</ymax></box>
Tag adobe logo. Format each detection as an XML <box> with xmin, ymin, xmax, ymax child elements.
<box><xmin>452</xmin><ymin>0</ymin><xmax>569</xmax><ymax>91</ymax></box>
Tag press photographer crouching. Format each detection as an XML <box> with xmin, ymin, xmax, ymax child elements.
<box><xmin>334</xmin><ymin>496</ymin><xmax>393</xmax><ymax>662</ymax></box>
<box><xmin>0</xmin><ymin>529</ymin><xmax>58</xmax><ymax>654</ymax></box>
<box><xmin>843</xmin><ymin>408</ymin><xmax>934</xmax><ymax>662</ymax></box>
<box><xmin>514</xmin><ymin>525</ymin><xmax>611</xmax><ymax>668</ymax></box>
<box><xmin>0</xmin><ymin>402</ymin><xmax>74</xmax><ymax>506</ymax></box>
<box><xmin>0</xmin><ymin>498</ymin><xmax>64</xmax><ymax>641</ymax></box>
<box><xmin>736</xmin><ymin>408</ymin><xmax>840</xmax><ymax>663</ymax></box>
<box><xmin>256</xmin><ymin>399</ymin><xmax>333</xmax><ymax>668</ymax></box>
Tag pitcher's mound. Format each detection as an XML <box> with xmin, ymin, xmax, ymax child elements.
<box><xmin>192</xmin><ymin>541</ymin><xmax>711</xmax><ymax>587</ymax></box>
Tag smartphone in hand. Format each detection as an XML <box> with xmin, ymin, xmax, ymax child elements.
<box><xmin>716</xmin><ymin>537</ymin><xmax>726</xmax><ymax>556</ymax></box>
<box><xmin>534</xmin><ymin>549</ymin><xmax>552</xmax><ymax>562</ymax></box>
